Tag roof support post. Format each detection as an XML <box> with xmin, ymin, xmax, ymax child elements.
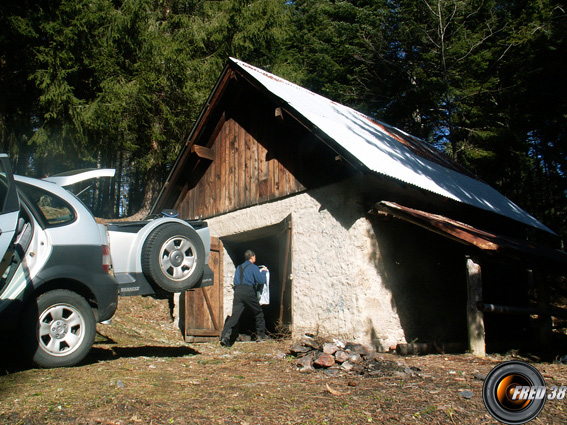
<box><xmin>466</xmin><ymin>255</ymin><xmax>486</xmax><ymax>357</ymax></box>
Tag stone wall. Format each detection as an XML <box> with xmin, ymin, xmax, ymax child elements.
<box><xmin>206</xmin><ymin>177</ymin><xmax>406</xmax><ymax>350</ymax></box>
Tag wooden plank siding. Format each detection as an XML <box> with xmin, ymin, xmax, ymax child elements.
<box><xmin>176</xmin><ymin>115</ymin><xmax>306</xmax><ymax>219</ymax></box>
<box><xmin>154</xmin><ymin>64</ymin><xmax>354</xmax><ymax>217</ymax></box>
<box><xmin>173</xmin><ymin>79</ymin><xmax>354</xmax><ymax>220</ymax></box>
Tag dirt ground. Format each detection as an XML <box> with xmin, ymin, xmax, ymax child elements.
<box><xmin>2</xmin><ymin>297</ymin><xmax>567</xmax><ymax>425</ymax></box>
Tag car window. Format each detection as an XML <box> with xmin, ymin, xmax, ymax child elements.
<box><xmin>0</xmin><ymin>168</ymin><xmax>8</xmax><ymax>212</ymax></box>
<box><xmin>17</xmin><ymin>182</ymin><xmax>76</xmax><ymax>227</ymax></box>
<box><xmin>0</xmin><ymin>159</ymin><xmax>16</xmax><ymax>213</ymax></box>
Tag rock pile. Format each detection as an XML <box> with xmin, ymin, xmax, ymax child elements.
<box><xmin>287</xmin><ymin>336</ymin><xmax>418</xmax><ymax>377</ymax></box>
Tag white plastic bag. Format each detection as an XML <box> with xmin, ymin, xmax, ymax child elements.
<box><xmin>259</xmin><ymin>268</ymin><xmax>270</xmax><ymax>305</ymax></box>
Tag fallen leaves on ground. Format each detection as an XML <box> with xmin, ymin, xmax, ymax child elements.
<box><xmin>1</xmin><ymin>297</ymin><xmax>567</xmax><ymax>424</ymax></box>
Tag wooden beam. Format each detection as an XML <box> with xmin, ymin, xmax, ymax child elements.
<box><xmin>373</xmin><ymin>202</ymin><xmax>499</xmax><ymax>251</ymax></box>
<box><xmin>206</xmin><ymin>112</ymin><xmax>227</xmax><ymax>148</ymax></box>
<box><xmin>191</xmin><ymin>145</ymin><xmax>215</xmax><ymax>161</ymax></box>
<box><xmin>466</xmin><ymin>255</ymin><xmax>486</xmax><ymax>357</ymax></box>
<box><xmin>279</xmin><ymin>215</ymin><xmax>292</xmax><ymax>325</ymax></box>
<box><xmin>185</xmin><ymin>329</ymin><xmax>220</xmax><ymax>337</ymax></box>
<box><xmin>201</xmin><ymin>287</ymin><xmax>220</xmax><ymax>331</ymax></box>
<box><xmin>190</xmin><ymin>70</ymin><xmax>235</xmax><ymax>146</ymax></box>
<box><xmin>476</xmin><ymin>302</ymin><xmax>567</xmax><ymax>318</ymax></box>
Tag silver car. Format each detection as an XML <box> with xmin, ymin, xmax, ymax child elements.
<box><xmin>0</xmin><ymin>156</ymin><xmax>211</xmax><ymax>368</ymax></box>
<box><xmin>46</xmin><ymin>169</ymin><xmax>213</xmax><ymax>298</ymax></box>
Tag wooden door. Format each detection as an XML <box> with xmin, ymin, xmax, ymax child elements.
<box><xmin>184</xmin><ymin>237</ymin><xmax>223</xmax><ymax>342</ymax></box>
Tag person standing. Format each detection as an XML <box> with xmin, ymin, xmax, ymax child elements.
<box><xmin>220</xmin><ymin>250</ymin><xmax>269</xmax><ymax>347</ymax></box>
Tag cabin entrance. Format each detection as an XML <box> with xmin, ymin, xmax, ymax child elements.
<box><xmin>221</xmin><ymin>215</ymin><xmax>293</xmax><ymax>337</ymax></box>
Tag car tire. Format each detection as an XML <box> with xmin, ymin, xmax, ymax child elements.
<box><xmin>21</xmin><ymin>290</ymin><xmax>96</xmax><ymax>368</ymax></box>
<box><xmin>141</xmin><ymin>223</ymin><xmax>205</xmax><ymax>292</ymax></box>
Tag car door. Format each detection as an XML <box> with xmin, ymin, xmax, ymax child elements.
<box><xmin>0</xmin><ymin>154</ymin><xmax>20</xmax><ymax>261</ymax></box>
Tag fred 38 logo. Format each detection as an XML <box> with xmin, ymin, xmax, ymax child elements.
<box><xmin>483</xmin><ymin>360</ymin><xmax>565</xmax><ymax>424</ymax></box>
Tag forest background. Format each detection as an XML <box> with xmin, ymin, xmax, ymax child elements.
<box><xmin>1</xmin><ymin>0</ymin><xmax>566</xmax><ymax>243</ymax></box>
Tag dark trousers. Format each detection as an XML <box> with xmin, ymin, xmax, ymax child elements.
<box><xmin>221</xmin><ymin>284</ymin><xmax>266</xmax><ymax>341</ymax></box>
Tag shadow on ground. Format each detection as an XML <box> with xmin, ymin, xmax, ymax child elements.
<box><xmin>0</xmin><ymin>339</ymin><xmax>200</xmax><ymax>376</ymax></box>
<box><xmin>88</xmin><ymin>345</ymin><xmax>200</xmax><ymax>362</ymax></box>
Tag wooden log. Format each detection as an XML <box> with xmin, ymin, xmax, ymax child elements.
<box><xmin>466</xmin><ymin>255</ymin><xmax>486</xmax><ymax>357</ymax></box>
<box><xmin>476</xmin><ymin>302</ymin><xmax>567</xmax><ymax>318</ymax></box>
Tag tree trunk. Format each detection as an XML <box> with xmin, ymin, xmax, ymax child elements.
<box><xmin>99</xmin><ymin>164</ymin><xmax>163</xmax><ymax>223</ymax></box>
<box><xmin>114</xmin><ymin>151</ymin><xmax>123</xmax><ymax>217</ymax></box>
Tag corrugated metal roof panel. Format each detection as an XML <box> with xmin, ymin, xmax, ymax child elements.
<box><xmin>231</xmin><ymin>58</ymin><xmax>553</xmax><ymax>234</ymax></box>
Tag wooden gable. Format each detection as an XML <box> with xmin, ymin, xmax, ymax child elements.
<box><xmin>170</xmin><ymin>71</ymin><xmax>354</xmax><ymax>220</ymax></box>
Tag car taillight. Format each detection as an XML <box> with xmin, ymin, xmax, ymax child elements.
<box><xmin>102</xmin><ymin>245</ymin><xmax>112</xmax><ymax>274</ymax></box>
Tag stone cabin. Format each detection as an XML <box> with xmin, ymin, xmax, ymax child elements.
<box><xmin>152</xmin><ymin>58</ymin><xmax>566</xmax><ymax>353</ymax></box>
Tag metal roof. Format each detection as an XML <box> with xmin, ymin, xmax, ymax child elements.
<box><xmin>231</xmin><ymin>58</ymin><xmax>553</xmax><ymax>234</ymax></box>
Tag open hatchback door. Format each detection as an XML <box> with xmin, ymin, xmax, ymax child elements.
<box><xmin>42</xmin><ymin>168</ymin><xmax>116</xmax><ymax>186</ymax></box>
<box><xmin>44</xmin><ymin>166</ymin><xmax>213</xmax><ymax>297</ymax></box>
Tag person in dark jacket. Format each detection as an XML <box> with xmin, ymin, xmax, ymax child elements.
<box><xmin>220</xmin><ymin>250</ymin><xmax>269</xmax><ymax>347</ymax></box>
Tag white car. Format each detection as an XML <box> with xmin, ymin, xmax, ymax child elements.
<box><xmin>108</xmin><ymin>218</ymin><xmax>212</xmax><ymax>295</ymax></box>
<box><xmin>46</xmin><ymin>170</ymin><xmax>213</xmax><ymax>297</ymax></box>
<box><xmin>0</xmin><ymin>156</ymin><xmax>211</xmax><ymax>368</ymax></box>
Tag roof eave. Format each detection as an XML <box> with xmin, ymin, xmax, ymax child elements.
<box><xmin>151</xmin><ymin>61</ymin><xmax>238</xmax><ymax>215</ymax></box>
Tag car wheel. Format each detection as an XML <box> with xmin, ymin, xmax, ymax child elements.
<box><xmin>21</xmin><ymin>290</ymin><xmax>96</xmax><ymax>368</ymax></box>
<box><xmin>141</xmin><ymin>223</ymin><xmax>205</xmax><ymax>292</ymax></box>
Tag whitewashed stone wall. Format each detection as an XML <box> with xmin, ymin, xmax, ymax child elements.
<box><xmin>207</xmin><ymin>177</ymin><xmax>406</xmax><ymax>350</ymax></box>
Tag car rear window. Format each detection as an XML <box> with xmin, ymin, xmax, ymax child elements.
<box><xmin>17</xmin><ymin>182</ymin><xmax>76</xmax><ymax>227</ymax></box>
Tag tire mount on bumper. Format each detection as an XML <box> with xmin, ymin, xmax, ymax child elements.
<box><xmin>115</xmin><ymin>264</ymin><xmax>214</xmax><ymax>297</ymax></box>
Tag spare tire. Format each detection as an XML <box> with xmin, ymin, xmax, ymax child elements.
<box><xmin>141</xmin><ymin>223</ymin><xmax>205</xmax><ymax>292</ymax></box>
